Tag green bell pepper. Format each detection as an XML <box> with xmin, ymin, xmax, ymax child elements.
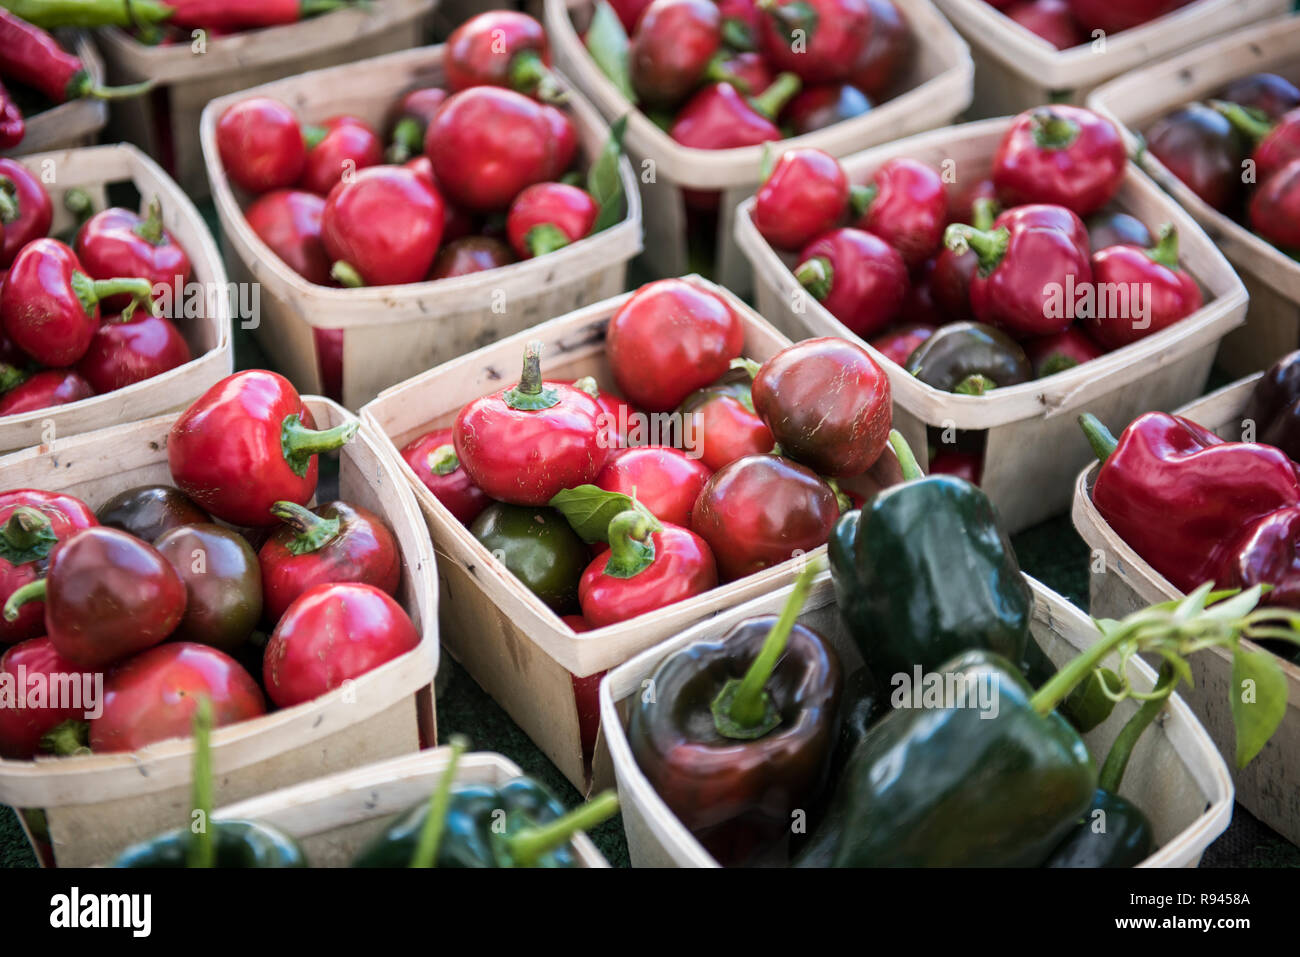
<box><xmin>1044</xmin><ymin>788</ymin><xmax>1154</xmax><ymax>868</ymax></box>
<box><xmin>470</xmin><ymin>503</ymin><xmax>589</xmax><ymax>614</ymax></box>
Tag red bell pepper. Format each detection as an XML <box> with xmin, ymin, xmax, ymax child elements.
<box><xmin>0</xmin><ymin>79</ymin><xmax>23</xmax><ymax>151</ymax></box>
<box><xmin>167</xmin><ymin>370</ymin><xmax>359</xmax><ymax>527</ymax></box>
<box><xmin>0</xmin><ymin>636</ymin><xmax>93</xmax><ymax>759</ymax></box>
<box><xmin>931</xmin><ymin>196</ymin><xmax>998</xmax><ymax>322</ymax></box>
<box><xmin>757</xmin><ymin>0</ymin><xmax>872</xmax><ymax>84</ymax></box>
<box><xmin>0</xmin><ymin>370</ymin><xmax>93</xmax><ymax>416</ymax></box>
<box><xmin>561</xmin><ymin>376</ymin><xmax>638</xmax><ymax>449</ymax></box>
<box><xmin>718</xmin><ymin>0</ymin><xmax>760</xmax><ymax>48</ymax></box>
<box><xmin>0</xmin><ymin>490</ymin><xmax>96</xmax><ymax>645</ymax></box>
<box><xmin>215</xmin><ymin>97</ymin><xmax>306</xmax><ymax>194</ymax></box>
<box><xmin>506</xmin><ymin>183</ymin><xmax>598</xmax><ymax>259</ymax></box>
<box><xmin>401</xmin><ymin>427</ymin><xmax>492</xmax><ymax>526</ymax></box>
<box><xmin>73</xmin><ymin>197</ymin><xmax>192</xmax><ymax>310</ymax></box>
<box><xmin>577</xmin><ymin>510</ymin><xmax>717</xmax><ymax>626</ymax></box>
<box><xmin>76</xmin><ymin>310</ymin><xmax>192</xmax><ymax>393</ymax></box>
<box><xmin>850</xmin><ymin>158</ymin><xmax>949</xmax><ymax>268</ymax></box>
<box><xmin>245</xmin><ymin>189</ymin><xmax>331</xmax><ymax>284</ymax></box>
<box><xmin>676</xmin><ymin>370</ymin><xmax>775</xmax><ymax>473</ymax></box>
<box><xmin>0</xmin><ymin>10</ymin><xmax>152</xmax><ymax>102</ymax></box>
<box><xmin>1213</xmin><ymin>101</ymin><xmax>1300</xmax><ymax>186</ymax></box>
<box><xmin>300</xmin><ymin>116</ymin><xmax>383</xmax><ymax>198</ymax></box>
<box><xmin>1251</xmin><ymin>158</ymin><xmax>1300</xmax><ymax>251</ymax></box>
<box><xmin>445</xmin><ymin>10</ymin><xmax>561</xmax><ymax>102</ymax></box>
<box><xmin>322</xmin><ymin>165</ymin><xmax>444</xmax><ymax>287</ymax></box>
<box><xmin>1079</xmin><ymin>412</ymin><xmax>1300</xmax><ymax>593</ymax></box>
<box><xmin>718</xmin><ymin>51</ymin><xmax>774</xmax><ymax>96</ymax></box>
<box><xmin>1213</xmin><ymin>507</ymin><xmax>1300</xmax><ymax>611</ymax></box>
<box><xmin>794</xmin><ymin>227</ymin><xmax>908</xmax><ymax>338</ymax></box>
<box><xmin>1024</xmin><ymin>326</ymin><xmax>1105</xmax><ymax>377</ymax></box>
<box><xmin>992</xmin><ymin>105</ymin><xmax>1127</xmax><ymax>216</ymax></box>
<box><xmin>629</xmin><ymin>0</ymin><xmax>723</xmax><ymax>108</ymax></box>
<box><xmin>595</xmin><ymin>446</ymin><xmax>713</xmax><ymax>527</ymax></box>
<box><xmin>453</xmin><ymin>342</ymin><xmax>608</xmax><ymax>505</ymax></box>
<box><xmin>1085</xmin><ymin>224</ymin><xmax>1202</xmax><ymax>350</ymax></box>
<box><xmin>669</xmin><ymin>72</ymin><xmax>801</xmax><ymax>151</ymax></box>
<box><xmin>0</xmin><ymin>158</ymin><xmax>53</xmax><ymax>267</ymax></box>
<box><xmin>753</xmin><ymin>148</ymin><xmax>849</xmax><ymax>252</ymax></box>
<box><xmin>868</xmin><ymin>322</ymin><xmax>937</xmax><ymax>366</ymax></box>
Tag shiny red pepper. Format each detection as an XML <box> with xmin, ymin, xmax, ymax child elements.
<box><xmin>300</xmin><ymin>116</ymin><xmax>383</xmax><ymax>197</ymax></box>
<box><xmin>578</xmin><ymin>510</ymin><xmax>717</xmax><ymax>627</ymax></box>
<box><xmin>560</xmin><ymin>377</ymin><xmax>637</xmax><ymax>449</ymax></box>
<box><xmin>868</xmin><ymin>321</ymin><xmax>936</xmax><ymax>366</ymax></box>
<box><xmin>400</xmin><ymin>427</ymin><xmax>492</xmax><ymax>526</ymax></box>
<box><xmin>993</xmin><ymin>105</ymin><xmax>1126</xmax><ymax>216</ymax></box>
<box><xmin>629</xmin><ymin>0</ymin><xmax>723</xmax><ymax>108</ymax></box>
<box><xmin>851</xmin><ymin>158</ymin><xmax>949</xmax><ymax>268</ymax></box>
<box><xmin>757</xmin><ymin>0</ymin><xmax>871</xmax><ymax>84</ymax></box>
<box><xmin>1</xmin><ymin>238</ymin><xmax>154</xmax><ymax>367</ymax></box>
<box><xmin>1007</xmin><ymin>0</ymin><xmax>1085</xmax><ymax>50</ymax></box>
<box><xmin>0</xmin><ymin>158</ymin><xmax>52</xmax><ymax>267</ymax></box>
<box><xmin>454</xmin><ymin>342</ymin><xmax>608</xmax><ymax>506</ymax></box>
<box><xmin>1212</xmin><ymin>507</ymin><xmax>1300</xmax><ymax>611</ymax></box>
<box><xmin>670</xmin><ymin>73</ymin><xmax>801</xmax><ymax>151</ymax></box>
<box><xmin>245</xmin><ymin>189</ymin><xmax>331</xmax><ymax>284</ymax></box>
<box><xmin>76</xmin><ymin>310</ymin><xmax>192</xmax><ymax>392</ymax></box>
<box><xmin>718</xmin><ymin>0</ymin><xmax>761</xmax><ymax>49</ymax></box>
<box><xmin>718</xmin><ymin>51</ymin><xmax>775</xmax><ymax>97</ymax></box>
<box><xmin>445</xmin><ymin>10</ymin><xmax>560</xmax><ymax>101</ymax></box>
<box><xmin>1252</xmin><ymin>158</ymin><xmax>1300</xmax><ymax>251</ymax></box>
<box><xmin>215</xmin><ymin>97</ymin><xmax>306</xmax><ymax>194</ymax></box>
<box><xmin>0</xmin><ymin>79</ymin><xmax>23</xmax><ymax>151</ymax></box>
<box><xmin>1024</xmin><ymin>326</ymin><xmax>1105</xmax><ymax>377</ymax></box>
<box><xmin>506</xmin><ymin>183</ymin><xmax>598</xmax><ymax>259</ymax></box>
<box><xmin>0</xmin><ymin>10</ymin><xmax>151</xmax><ymax>103</ymax></box>
<box><xmin>0</xmin><ymin>637</ymin><xmax>92</xmax><ymax>759</ymax></box>
<box><xmin>0</xmin><ymin>491</ymin><xmax>96</xmax><ymax>645</ymax></box>
<box><xmin>595</xmin><ymin>446</ymin><xmax>713</xmax><ymax>527</ymax></box>
<box><xmin>1213</xmin><ymin>101</ymin><xmax>1300</xmax><ymax>186</ymax></box>
<box><xmin>783</xmin><ymin>83</ymin><xmax>871</xmax><ymax>135</ymax></box>
<box><xmin>168</xmin><ymin>370</ymin><xmax>360</xmax><ymax>527</ymax></box>
<box><xmin>753</xmin><ymin>148</ymin><xmax>848</xmax><ymax>251</ymax></box>
<box><xmin>0</xmin><ymin>370</ymin><xmax>93</xmax><ymax>416</ymax></box>
<box><xmin>166</xmin><ymin>0</ymin><xmax>353</xmax><ymax>30</ymax></box>
<box><xmin>322</xmin><ymin>165</ymin><xmax>444</xmax><ymax>287</ymax></box>
<box><xmin>1066</xmin><ymin>0</ymin><xmax>1182</xmax><ymax>34</ymax></box>
<box><xmin>1080</xmin><ymin>412</ymin><xmax>1300</xmax><ymax>593</ymax></box>
<box><xmin>429</xmin><ymin>236</ymin><xmax>516</xmax><ymax>279</ymax></box>
<box><xmin>1085</xmin><ymin>224</ymin><xmax>1202</xmax><ymax>350</ymax></box>
<box><xmin>74</xmin><ymin>197</ymin><xmax>192</xmax><ymax>310</ymax></box>
<box><xmin>931</xmin><ymin>196</ymin><xmax>998</xmax><ymax>322</ymax></box>
<box><xmin>850</xmin><ymin>0</ymin><xmax>911</xmax><ymax>98</ymax></box>
<box><xmin>794</xmin><ymin>227</ymin><xmax>908</xmax><ymax>338</ymax></box>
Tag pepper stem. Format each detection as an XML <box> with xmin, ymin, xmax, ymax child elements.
<box><xmin>40</xmin><ymin>719</ymin><xmax>90</xmax><ymax>757</ymax></box>
<box><xmin>888</xmin><ymin>429</ymin><xmax>923</xmax><ymax>482</ymax></box>
<box><xmin>3</xmin><ymin>578</ymin><xmax>46</xmax><ymax>622</ymax></box>
<box><xmin>971</xmin><ymin>196</ymin><xmax>999</xmax><ymax>232</ymax></box>
<box><xmin>955</xmin><ymin>373</ymin><xmax>997</xmax><ymax>396</ymax></box>
<box><xmin>0</xmin><ymin>176</ymin><xmax>17</xmax><ymax>224</ymax></box>
<box><xmin>794</xmin><ymin>255</ymin><xmax>833</xmax><ymax>301</ymax></box>
<box><xmin>1078</xmin><ymin>413</ymin><xmax>1119</xmax><ymax>463</ymax></box>
<box><xmin>0</xmin><ymin>363</ymin><xmax>27</xmax><ymax>394</ymax></box>
<box><xmin>1030</xmin><ymin>108</ymin><xmax>1081</xmax><ymax>149</ymax></box>
<box><xmin>0</xmin><ymin>507</ymin><xmax>58</xmax><ymax>565</ymax></box>
<box><xmin>386</xmin><ymin>118</ymin><xmax>424</xmax><ymax>164</ymax></box>
<box><xmin>269</xmin><ymin>501</ymin><xmax>341</xmax><ymax>556</ymax></box>
<box><xmin>503</xmin><ymin>341</ymin><xmax>561</xmax><ymax>411</ymax></box>
<box><xmin>66</xmin><ymin>70</ymin><xmax>155</xmax><ymax>101</ymax></box>
<box><xmin>1145</xmin><ymin>223</ymin><xmax>1180</xmax><ymax>270</ymax></box>
<box><xmin>510</xmin><ymin>50</ymin><xmax>565</xmax><ymax>103</ymax></box>
<box><xmin>749</xmin><ymin>71</ymin><xmax>801</xmax><ymax>121</ymax></box>
<box><xmin>849</xmin><ymin>182</ymin><xmax>878</xmax><ymax>220</ymax></box>
<box><xmin>302</xmin><ymin>124</ymin><xmax>329</xmax><ymax>151</ymax></box>
<box><xmin>410</xmin><ymin>735</ymin><xmax>468</xmax><ymax>868</ymax></box>
<box><xmin>506</xmin><ymin>790</ymin><xmax>619</xmax><ymax>867</ymax></box>
<box><xmin>280</xmin><ymin>414</ymin><xmax>360</xmax><ymax>478</ymax></box>
<box><xmin>428</xmin><ymin>444</ymin><xmax>460</xmax><ymax>476</ymax></box>
<box><xmin>1098</xmin><ymin>661</ymin><xmax>1177</xmax><ymax>793</ymax></box>
<box><xmin>721</xmin><ymin>16</ymin><xmax>756</xmax><ymax>51</ymax></box>
<box><xmin>187</xmin><ymin>697</ymin><xmax>215</xmax><ymax>869</ymax></box>
<box><xmin>1209</xmin><ymin>100</ymin><xmax>1273</xmax><ymax>143</ymax></box>
<box><xmin>62</xmin><ymin>187</ymin><xmax>95</xmax><ymax>229</ymax></box>
<box><xmin>602</xmin><ymin>510</ymin><xmax>656</xmax><ymax>579</ymax></box>
<box><xmin>70</xmin><ymin>273</ymin><xmax>156</xmax><ymax>318</ymax></box>
<box><xmin>331</xmin><ymin>261</ymin><xmax>366</xmax><ymax>288</ymax></box>
<box><xmin>525</xmin><ymin>223</ymin><xmax>572</xmax><ymax>258</ymax></box>
<box><xmin>944</xmin><ymin>224</ymin><xmax>1009</xmax><ymax>275</ymax></box>
<box><xmin>728</xmin><ymin>356</ymin><xmax>762</xmax><ymax>380</ymax></box>
<box><xmin>133</xmin><ymin>196</ymin><xmax>165</xmax><ymax>246</ymax></box>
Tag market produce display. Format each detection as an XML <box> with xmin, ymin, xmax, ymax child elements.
<box><xmin>980</xmin><ymin>0</ymin><xmax>1196</xmax><ymax>50</ymax></box>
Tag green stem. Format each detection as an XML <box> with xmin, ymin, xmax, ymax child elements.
<box><xmin>3</xmin><ymin>578</ymin><xmax>46</xmax><ymax>622</ymax></box>
<box><xmin>1099</xmin><ymin>661</ymin><xmax>1177</xmax><ymax>793</ymax></box>
<box><xmin>1078</xmin><ymin>413</ymin><xmax>1119</xmax><ymax>463</ymax></box>
<box><xmin>849</xmin><ymin>182</ymin><xmax>877</xmax><ymax>220</ymax></box>
<box><xmin>386</xmin><ymin>117</ymin><xmax>424</xmax><ymax>164</ymax></box>
<box><xmin>888</xmin><ymin>429</ymin><xmax>923</xmax><ymax>481</ymax></box>
<box><xmin>1209</xmin><ymin>100</ymin><xmax>1273</xmax><ymax>143</ymax></box>
<box><xmin>503</xmin><ymin>341</ymin><xmax>560</xmax><ymax>411</ymax></box>
<box><xmin>428</xmin><ymin>444</ymin><xmax>460</xmax><ymax>476</ymax></box>
<box><xmin>510</xmin><ymin>50</ymin><xmax>564</xmax><ymax>103</ymax></box>
<box><xmin>525</xmin><ymin>223</ymin><xmax>572</xmax><ymax>258</ymax></box>
<box><xmin>944</xmin><ymin>223</ymin><xmax>1009</xmax><ymax>275</ymax></box>
<box><xmin>40</xmin><ymin>719</ymin><xmax>89</xmax><ymax>757</ymax></box>
<box><xmin>65</xmin><ymin>71</ymin><xmax>154</xmax><ymax>101</ymax></box>
<box><xmin>132</xmin><ymin>196</ymin><xmax>165</xmax><ymax>246</ymax></box>
<box><xmin>269</xmin><ymin>501</ymin><xmax>340</xmax><ymax>555</ymax></box>
<box><xmin>0</xmin><ymin>363</ymin><xmax>27</xmax><ymax>393</ymax></box>
<box><xmin>728</xmin><ymin>356</ymin><xmax>762</xmax><ymax>380</ymax></box>
<box><xmin>971</xmin><ymin>196</ymin><xmax>999</xmax><ymax>232</ymax></box>
<box><xmin>187</xmin><ymin>698</ymin><xmax>215</xmax><ymax>869</ymax></box>
<box><xmin>1145</xmin><ymin>223</ymin><xmax>1180</xmax><ymax>270</ymax></box>
<box><xmin>602</xmin><ymin>510</ymin><xmax>656</xmax><ymax>579</ymax></box>
<box><xmin>62</xmin><ymin>187</ymin><xmax>95</xmax><ymax>228</ymax></box>
<box><xmin>1030</xmin><ymin>108</ymin><xmax>1080</xmax><ymax>149</ymax></box>
<box><xmin>70</xmin><ymin>272</ymin><xmax>155</xmax><ymax>317</ymax></box>
<box><xmin>955</xmin><ymin>373</ymin><xmax>997</xmax><ymax>396</ymax></box>
<box><xmin>0</xmin><ymin>177</ymin><xmax>17</xmax><ymax>224</ymax></box>
<box><xmin>331</xmin><ymin>261</ymin><xmax>365</xmax><ymax>288</ymax></box>
<box><xmin>721</xmin><ymin>16</ymin><xmax>756</xmax><ymax>51</ymax></box>
<box><xmin>410</xmin><ymin>735</ymin><xmax>468</xmax><ymax>868</ymax></box>
<box><xmin>750</xmin><ymin>71</ymin><xmax>801</xmax><ymax>120</ymax></box>
<box><xmin>794</xmin><ymin>255</ymin><xmax>832</xmax><ymax>301</ymax></box>
<box><xmin>1031</xmin><ymin>625</ymin><xmax>1135</xmax><ymax>717</ymax></box>
<box><xmin>280</xmin><ymin>415</ymin><xmax>360</xmax><ymax>478</ymax></box>
<box><xmin>506</xmin><ymin>791</ymin><xmax>619</xmax><ymax>867</ymax></box>
<box><xmin>0</xmin><ymin>507</ymin><xmax>57</xmax><ymax>565</ymax></box>
<box><xmin>302</xmin><ymin>124</ymin><xmax>329</xmax><ymax>151</ymax></box>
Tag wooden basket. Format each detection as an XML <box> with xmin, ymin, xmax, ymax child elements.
<box><xmin>94</xmin><ymin>0</ymin><xmax>436</xmax><ymax>199</ymax></box>
<box><xmin>1088</xmin><ymin>14</ymin><xmax>1300</xmax><ymax>379</ymax></box>
<box><xmin>601</xmin><ymin>573</ymin><xmax>1235</xmax><ymax>867</ymax></box>
<box><xmin>544</xmin><ymin>0</ymin><xmax>972</xmax><ymax>296</ymax></box>
<box><xmin>734</xmin><ymin>117</ymin><xmax>1249</xmax><ymax>534</ymax></box>
<box><xmin>2</xmin><ymin>32</ymin><xmax>107</xmax><ymax>158</ymax></box>
<box><xmin>1071</xmin><ymin>373</ymin><xmax>1300</xmax><ymax>846</ymax></box>
<box><xmin>361</xmin><ymin>276</ymin><xmax>894</xmax><ymax>792</ymax></box>
<box><xmin>0</xmin><ymin>144</ymin><xmax>231</xmax><ymax>455</ymax></box>
<box><xmin>0</xmin><ymin>400</ymin><xmax>440</xmax><ymax>867</ymax></box>
<box><xmin>200</xmin><ymin>45</ymin><xmax>643</xmax><ymax>411</ymax></box>
<box><xmin>934</xmin><ymin>0</ymin><xmax>1289</xmax><ymax>117</ymax></box>
<box><xmin>215</xmin><ymin>747</ymin><xmax>609</xmax><ymax>867</ymax></box>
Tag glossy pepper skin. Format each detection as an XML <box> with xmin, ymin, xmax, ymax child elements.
<box><xmin>1250</xmin><ymin>157</ymin><xmax>1300</xmax><ymax>251</ymax></box>
<box><xmin>322</xmin><ymin>165</ymin><xmax>444</xmax><ymax>287</ymax></box>
<box><xmin>851</xmin><ymin>158</ymin><xmax>948</xmax><ymax>268</ymax></box>
<box><xmin>930</xmin><ymin>196</ymin><xmax>997</xmax><ymax>322</ymax></box>
<box><xmin>629</xmin><ymin>0</ymin><xmax>721</xmax><ymax>108</ymax></box>
<box><xmin>797</xmin><ymin>650</ymin><xmax>1095</xmax><ymax>866</ymax></box>
<box><xmin>849</xmin><ymin>0</ymin><xmax>910</xmax><ymax>98</ymax></box>
<box><xmin>1081</xmin><ymin>412</ymin><xmax>1300</xmax><ymax>593</ymax></box>
<box><xmin>156</xmin><ymin>524</ymin><xmax>262</xmax><ymax>652</ymax></box>
<box><xmin>993</xmin><ymin>106</ymin><xmax>1126</xmax><ymax>216</ymax></box>
<box><xmin>506</xmin><ymin>183</ymin><xmax>598</xmax><ymax>259</ymax></box>
<box><xmin>258</xmin><ymin>500</ymin><xmax>400</xmax><ymax>623</ymax></box>
<box><xmin>0</xmin><ymin>79</ymin><xmax>23</xmax><ymax>151</ymax></box>
<box><xmin>1246</xmin><ymin>350</ymin><xmax>1300</xmax><ymax>461</ymax></box>
<box><xmin>0</xmin><ymin>491</ymin><xmax>97</xmax><ymax>645</ymax></box>
<box><xmin>0</xmin><ymin>637</ymin><xmax>90</xmax><ymax>759</ymax></box>
<box><xmin>216</xmin><ymin>97</ymin><xmax>306</xmax><ymax>194</ymax></box>
<box><xmin>595</xmin><ymin>447</ymin><xmax>712</xmax><ymax>528</ymax></box>
<box><xmin>904</xmin><ymin>321</ymin><xmax>1032</xmax><ymax>395</ymax></box>
<box><xmin>1214</xmin><ymin>101</ymin><xmax>1300</xmax><ymax>186</ymax></box>
<box><xmin>245</xmin><ymin>190</ymin><xmax>331</xmax><ymax>284</ymax></box>
<box><xmin>1144</xmin><ymin>103</ymin><xmax>1246</xmax><ymax>214</ymax></box>
<box><xmin>471</xmin><ymin>503</ymin><xmax>588</xmax><ymax>613</ymax></box>
<box><xmin>1007</xmin><ymin>0</ymin><xmax>1084</xmax><ymax>50</ymax></box>
<box><xmin>628</xmin><ymin>582</ymin><xmax>841</xmax><ymax>866</ymax></box>
<box><xmin>430</xmin><ymin>236</ymin><xmax>515</xmax><ymax>279</ymax></box>
<box><xmin>0</xmin><ymin>370</ymin><xmax>93</xmax><ymax>415</ymax></box>
<box><xmin>578</xmin><ymin>511</ymin><xmax>717</xmax><ymax>626</ymax></box>
<box><xmin>1025</xmin><ymin>326</ymin><xmax>1105</xmax><ymax>378</ymax></box>
<box><xmin>1045</xmin><ymin>789</ymin><xmax>1154</xmax><ymax>868</ymax></box>
<box><xmin>445</xmin><ymin>11</ymin><xmax>557</xmax><ymax>100</ymax></box>
<box><xmin>830</xmin><ymin>438</ymin><xmax>1031</xmax><ymax>679</ymax></box>
<box><xmin>74</xmin><ymin>198</ymin><xmax>191</xmax><ymax>310</ymax></box>
<box><xmin>117</xmin><ymin>820</ymin><xmax>306</xmax><ymax>868</ymax></box>
<box><xmin>401</xmin><ymin>428</ymin><xmax>491</xmax><ymax>526</ymax></box>
<box><xmin>868</xmin><ymin>322</ymin><xmax>936</xmax><ymax>367</ymax></box>
<box><xmin>1066</xmin><ymin>0</ymin><xmax>1179</xmax><ymax>33</ymax></box>
<box><xmin>784</xmin><ymin>84</ymin><xmax>871</xmax><ymax>135</ymax></box>
<box><xmin>757</xmin><ymin>0</ymin><xmax>871</xmax><ymax>85</ymax></box>
<box><xmin>96</xmin><ymin>484</ymin><xmax>208</xmax><ymax>542</ymax></box>
<box><xmin>752</xmin><ymin>148</ymin><xmax>848</xmax><ymax>251</ymax></box>
<box><xmin>1086</xmin><ymin>209</ymin><xmax>1153</xmax><ymax>252</ymax></box>
<box><xmin>76</xmin><ymin>310</ymin><xmax>193</xmax><ymax>393</ymax></box>
<box><xmin>1086</xmin><ymin>225</ymin><xmax>1202</xmax><ymax>349</ymax></box>
<box><xmin>385</xmin><ymin>87</ymin><xmax>447</xmax><ymax>163</ymax></box>
<box><xmin>0</xmin><ymin>159</ymin><xmax>52</xmax><ymax>267</ymax></box>
<box><xmin>167</xmin><ymin>371</ymin><xmax>359</xmax><ymax>527</ymax></box>
<box><xmin>670</xmin><ymin>74</ymin><xmax>801</xmax><ymax>153</ymax></box>
<box><xmin>1211</xmin><ymin>507</ymin><xmax>1300</xmax><ymax>611</ymax></box>
<box><xmin>676</xmin><ymin>369</ymin><xmax>774</xmax><ymax>473</ymax></box>
<box><xmin>794</xmin><ymin>227</ymin><xmax>907</xmax><ymax>338</ymax></box>
<box><xmin>300</xmin><ymin>116</ymin><xmax>383</xmax><ymax>198</ymax></box>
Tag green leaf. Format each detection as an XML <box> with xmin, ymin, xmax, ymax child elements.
<box><xmin>548</xmin><ymin>484</ymin><xmax>660</xmax><ymax>544</ymax></box>
<box><xmin>586</xmin><ymin>1</ymin><xmax>637</xmax><ymax>103</ymax></box>
<box><xmin>1201</xmin><ymin>586</ymin><xmax>1263</xmax><ymax>621</ymax></box>
<box><xmin>1230</xmin><ymin>646</ymin><xmax>1289</xmax><ymax>769</ymax></box>
<box><xmin>588</xmin><ymin>114</ymin><xmax>628</xmax><ymax>234</ymax></box>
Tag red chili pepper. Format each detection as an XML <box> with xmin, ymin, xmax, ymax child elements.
<box><xmin>993</xmin><ymin>105</ymin><xmax>1126</xmax><ymax>216</ymax></box>
<box><xmin>595</xmin><ymin>446</ymin><xmax>713</xmax><ymax>527</ymax></box>
<box><xmin>0</xmin><ymin>370</ymin><xmax>93</xmax><ymax>416</ymax></box>
<box><xmin>1251</xmin><ymin>158</ymin><xmax>1300</xmax><ymax>251</ymax></box>
<box><xmin>429</xmin><ymin>236</ymin><xmax>515</xmax><ymax>279</ymax></box>
<box><xmin>1024</xmin><ymin>326</ymin><xmax>1105</xmax><ymax>377</ymax></box>
<box><xmin>263</xmin><ymin>581</ymin><xmax>420</xmax><ymax>708</ymax></box>
<box><xmin>606</xmin><ymin>278</ymin><xmax>744</xmax><ymax>412</ymax></box>
<box><xmin>385</xmin><ymin>87</ymin><xmax>447</xmax><ymax>164</ymax></box>
<box><xmin>943</xmin><ymin>204</ymin><xmax>1092</xmax><ymax>338</ymax></box>
<box><xmin>3</xmin><ymin>526</ymin><xmax>186</xmax><ymax>669</ymax></box>
<box><xmin>1085</xmin><ymin>224</ymin><xmax>1202</xmax><ymax>350</ymax></box>
<box><xmin>76</xmin><ymin>311</ymin><xmax>192</xmax><ymax>392</ymax></box>
<box><xmin>793</xmin><ymin>227</ymin><xmax>908</xmax><ymax>338</ymax></box>
<box><xmin>1213</xmin><ymin>101</ymin><xmax>1300</xmax><ymax>186</ymax></box>
<box><xmin>216</xmin><ymin>97</ymin><xmax>306</xmax><ymax>194</ymax></box>
<box><xmin>757</xmin><ymin>0</ymin><xmax>872</xmax><ymax>84</ymax></box>
<box><xmin>1006</xmin><ymin>0</ymin><xmax>1085</xmax><ymax>50</ymax></box>
<box><xmin>677</xmin><ymin>369</ymin><xmax>775</xmax><ymax>473</ymax></box>
<box><xmin>245</xmin><ymin>189</ymin><xmax>331</xmax><ymax>284</ymax></box>
<box><xmin>578</xmin><ymin>511</ymin><xmax>717</xmax><ymax>626</ymax></box>
<box><xmin>74</xmin><ymin>197</ymin><xmax>191</xmax><ymax>310</ymax></box>
<box><xmin>0</xmin><ymin>491</ymin><xmax>96</xmax><ymax>645</ymax></box>
<box><xmin>849</xmin><ymin>0</ymin><xmax>911</xmax><ymax>99</ymax></box>
<box><xmin>783</xmin><ymin>83</ymin><xmax>871</xmax><ymax>135</ymax></box>
<box><xmin>258</xmin><ymin>500</ymin><xmax>400</xmax><ymax>623</ymax></box>
<box><xmin>751</xmin><ymin>337</ymin><xmax>892</xmax><ymax>477</ymax></box>
<box><xmin>445</xmin><ymin>11</ymin><xmax>561</xmax><ymax>102</ymax></box>
<box><xmin>670</xmin><ymin>73</ymin><xmax>801</xmax><ymax>151</ymax></box>
<box><xmin>322</xmin><ymin>165</ymin><xmax>444</xmax><ymax>287</ymax></box>
<box><xmin>0</xmin><ymin>158</ymin><xmax>52</xmax><ymax>268</ymax></box>
<box><xmin>506</xmin><ymin>182</ymin><xmax>598</xmax><ymax>259</ymax></box>
<box><xmin>1211</xmin><ymin>507</ymin><xmax>1300</xmax><ymax>611</ymax></box>
<box><xmin>753</xmin><ymin>148</ymin><xmax>848</xmax><ymax>251</ymax></box>
<box><xmin>868</xmin><ymin>321</ymin><xmax>937</xmax><ymax>366</ymax></box>
<box><xmin>454</xmin><ymin>342</ymin><xmax>608</xmax><ymax>505</ymax></box>
<box><xmin>851</xmin><ymin>158</ymin><xmax>949</xmax><ymax>268</ymax></box>
<box><xmin>428</xmin><ymin>87</ymin><xmax>560</xmax><ymax>212</ymax></box>
<box><xmin>300</xmin><ymin>116</ymin><xmax>383</xmax><ymax>198</ymax></box>
<box><xmin>1066</xmin><ymin>0</ymin><xmax>1181</xmax><ymax>33</ymax></box>
<box><xmin>0</xmin><ymin>637</ymin><xmax>93</xmax><ymax>759</ymax></box>
<box><xmin>629</xmin><ymin>0</ymin><xmax>723</xmax><ymax>108</ymax></box>
<box><xmin>1</xmin><ymin>239</ymin><xmax>154</xmax><ymax>367</ymax></box>
<box><xmin>1079</xmin><ymin>411</ymin><xmax>1300</xmax><ymax>593</ymax></box>
<box><xmin>165</xmin><ymin>0</ymin><xmax>354</xmax><ymax>30</ymax></box>
<box><xmin>88</xmin><ymin>643</ymin><xmax>265</xmax><ymax>754</ymax></box>
<box><xmin>690</xmin><ymin>454</ymin><xmax>839</xmax><ymax>581</ymax></box>
<box><xmin>168</xmin><ymin>370</ymin><xmax>359</xmax><ymax>527</ymax></box>
<box><xmin>0</xmin><ymin>10</ymin><xmax>152</xmax><ymax>103</ymax></box>
<box><xmin>400</xmin><ymin>427</ymin><xmax>492</xmax><ymax>526</ymax></box>
<box><xmin>0</xmin><ymin>79</ymin><xmax>23</xmax><ymax>151</ymax></box>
